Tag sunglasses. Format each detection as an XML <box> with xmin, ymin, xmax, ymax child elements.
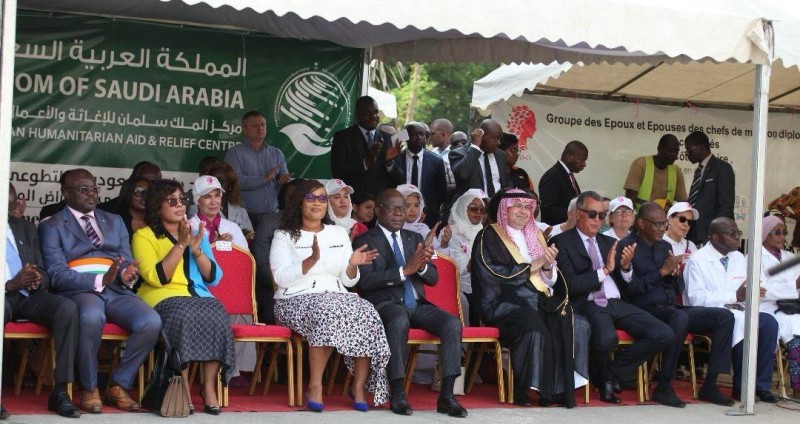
<box><xmin>768</xmin><ymin>229</ymin><xmax>789</xmax><ymax>236</ymax></box>
<box><xmin>133</xmin><ymin>187</ymin><xmax>148</xmax><ymax>197</ymax></box>
<box><xmin>304</xmin><ymin>193</ymin><xmax>328</xmax><ymax>203</ymax></box>
<box><xmin>578</xmin><ymin>208</ymin><xmax>608</xmax><ymax>220</ymax></box>
<box><xmin>715</xmin><ymin>230</ymin><xmax>743</xmax><ymax>239</ymax></box>
<box><xmin>69</xmin><ymin>185</ymin><xmax>101</xmax><ymax>195</ymax></box>
<box><xmin>467</xmin><ymin>205</ymin><xmax>486</xmax><ymax>214</ymax></box>
<box><xmin>671</xmin><ymin>216</ymin><xmax>694</xmax><ymax>224</ymax></box>
<box><xmin>165</xmin><ymin>196</ymin><xmax>188</xmax><ymax>207</ymax></box>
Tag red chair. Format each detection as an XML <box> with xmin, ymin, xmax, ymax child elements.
<box><xmin>404</xmin><ymin>254</ymin><xmax>506</xmax><ymax>402</ymax></box>
<box><xmin>209</xmin><ymin>243</ymin><xmax>295</xmax><ymax>407</ymax></box>
<box><xmin>3</xmin><ymin>322</ymin><xmax>54</xmax><ymax>395</ymax></box>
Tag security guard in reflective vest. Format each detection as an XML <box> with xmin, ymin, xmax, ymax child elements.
<box><xmin>624</xmin><ymin>134</ymin><xmax>688</xmax><ymax>210</ymax></box>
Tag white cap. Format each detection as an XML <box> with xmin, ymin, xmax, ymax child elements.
<box><xmin>323</xmin><ymin>178</ymin><xmax>354</xmax><ymax>195</ymax></box>
<box><xmin>609</xmin><ymin>196</ymin><xmax>633</xmax><ymax>213</ymax></box>
<box><xmin>193</xmin><ymin>175</ymin><xmax>224</xmax><ymax>203</ymax></box>
<box><xmin>667</xmin><ymin>202</ymin><xmax>699</xmax><ymax>220</ymax></box>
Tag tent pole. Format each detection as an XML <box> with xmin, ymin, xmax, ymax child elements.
<box><xmin>729</xmin><ymin>23</ymin><xmax>773</xmax><ymax>417</ymax></box>
<box><xmin>360</xmin><ymin>47</ymin><xmax>372</xmax><ymax>96</ymax></box>
<box><xmin>0</xmin><ymin>0</ymin><xmax>19</xmax><ymax>405</ymax></box>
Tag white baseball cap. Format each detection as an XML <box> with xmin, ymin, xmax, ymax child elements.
<box><xmin>667</xmin><ymin>202</ymin><xmax>699</xmax><ymax>220</ymax></box>
<box><xmin>193</xmin><ymin>175</ymin><xmax>225</xmax><ymax>203</ymax></box>
<box><xmin>609</xmin><ymin>196</ymin><xmax>634</xmax><ymax>213</ymax></box>
<box><xmin>323</xmin><ymin>178</ymin><xmax>354</xmax><ymax>195</ymax></box>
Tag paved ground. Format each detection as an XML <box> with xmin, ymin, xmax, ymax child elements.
<box><xmin>5</xmin><ymin>401</ymin><xmax>800</xmax><ymax>424</ymax></box>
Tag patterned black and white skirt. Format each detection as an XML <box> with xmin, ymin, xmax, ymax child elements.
<box><xmin>155</xmin><ymin>296</ymin><xmax>236</xmax><ymax>385</ymax></box>
<box><xmin>275</xmin><ymin>292</ymin><xmax>390</xmax><ymax>405</ymax></box>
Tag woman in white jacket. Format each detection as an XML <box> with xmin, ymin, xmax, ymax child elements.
<box><xmin>759</xmin><ymin>215</ymin><xmax>800</xmax><ymax>399</ymax></box>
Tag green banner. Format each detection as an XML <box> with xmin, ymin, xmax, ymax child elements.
<box><xmin>12</xmin><ymin>12</ymin><xmax>362</xmax><ymax>177</ymax></box>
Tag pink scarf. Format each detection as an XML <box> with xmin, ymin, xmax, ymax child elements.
<box><xmin>197</xmin><ymin>213</ymin><xmax>221</xmax><ymax>242</ymax></box>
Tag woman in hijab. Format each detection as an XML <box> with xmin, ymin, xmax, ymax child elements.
<box><xmin>396</xmin><ymin>184</ymin><xmax>450</xmax><ymax>253</ymax></box>
<box><xmin>448</xmin><ymin>189</ymin><xmax>488</xmax><ymax>326</ymax></box>
<box><xmin>324</xmin><ymin>179</ymin><xmax>368</xmax><ymax>241</ymax></box>
<box><xmin>759</xmin><ymin>215</ymin><xmax>800</xmax><ymax>399</ymax></box>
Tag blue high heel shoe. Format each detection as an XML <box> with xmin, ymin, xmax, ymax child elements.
<box><xmin>305</xmin><ymin>393</ymin><xmax>323</xmax><ymax>412</ymax></box>
<box><xmin>348</xmin><ymin>388</ymin><xmax>369</xmax><ymax>412</ymax></box>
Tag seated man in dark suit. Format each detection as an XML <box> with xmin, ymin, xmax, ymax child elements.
<box><xmin>551</xmin><ymin>191</ymin><xmax>673</xmax><ymax>404</ymax></box>
<box><xmin>539</xmin><ymin>141</ymin><xmax>588</xmax><ymax>225</ymax></box>
<box><xmin>614</xmin><ymin>202</ymin><xmax>735</xmax><ymax>407</ymax></box>
<box><xmin>4</xmin><ymin>183</ymin><xmax>81</xmax><ymax>418</ymax></box>
<box><xmin>38</xmin><ymin>168</ymin><xmax>162</xmax><ymax>414</ymax></box>
<box><xmin>331</xmin><ymin>96</ymin><xmax>400</xmax><ymax>196</ymax></box>
<box><xmin>353</xmin><ymin>189</ymin><xmax>466</xmax><ymax>417</ymax></box>
<box><xmin>388</xmin><ymin>121</ymin><xmax>447</xmax><ymax>226</ymax></box>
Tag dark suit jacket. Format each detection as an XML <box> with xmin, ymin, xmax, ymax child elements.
<box><xmin>389</xmin><ymin>149</ymin><xmax>447</xmax><ymax>226</ymax></box>
<box><xmin>353</xmin><ymin>227</ymin><xmax>438</xmax><ymax>310</ymax></box>
<box><xmin>6</xmin><ymin>217</ymin><xmax>51</xmax><ymax>297</ymax></box>
<box><xmin>330</xmin><ymin>124</ymin><xmax>394</xmax><ymax>196</ymax></box>
<box><xmin>551</xmin><ymin>228</ymin><xmax>620</xmax><ymax>312</ymax></box>
<box><xmin>448</xmin><ymin>145</ymin><xmax>510</xmax><ymax>203</ymax></box>
<box><xmin>687</xmin><ymin>155</ymin><xmax>735</xmax><ymax>244</ymax></box>
<box><xmin>38</xmin><ymin>207</ymin><xmax>135</xmax><ymax>297</ymax></box>
<box><xmin>539</xmin><ymin>162</ymin><xmax>581</xmax><ymax>225</ymax></box>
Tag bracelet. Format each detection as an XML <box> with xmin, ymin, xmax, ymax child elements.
<box><xmin>542</xmin><ymin>265</ymin><xmax>553</xmax><ymax>271</ymax></box>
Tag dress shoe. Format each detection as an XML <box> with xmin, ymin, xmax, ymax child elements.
<box><xmin>756</xmin><ymin>390</ymin><xmax>780</xmax><ymax>403</ymax></box>
<box><xmin>651</xmin><ymin>383</ymin><xmax>686</xmax><ymax>408</ymax></box>
<box><xmin>389</xmin><ymin>392</ymin><xmax>413</xmax><ymax>416</ymax></box>
<box><xmin>0</xmin><ymin>405</ymin><xmax>9</xmax><ymax>420</ymax></box>
<box><xmin>597</xmin><ymin>381</ymin><xmax>621</xmax><ymax>404</ymax></box>
<box><xmin>48</xmin><ymin>390</ymin><xmax>81</xmax><ymax>418</ymax></box>
<box><xmin>698</xmin><ymin>385</ymin><xmax>734</xmax><ymax>406</ymax></box>
<box><xmin>80</xmin><ymin>388</ymin><xmax>103</xmax><ymax>414</ymax></box>
<box><xmin>104</xmin><ymin>385</ymin><xmax>141</xmax><ymax>411</ymax></box>
<box><xmin>201</xmin><ymin>390</ymin><xmax>222</xmax><ymax>415</ymax></box>
<box><xmin>512</xmin><ymin>393</ymin><xmax>532</xmax><ymax>407</ymax></box>
<box><xmin>348</xmin><ymin>388</ymin><xmax>368</xmax><ymax>412</ymax></box>
<box><xmin>436</xmin><ymin>395</ymin><xmax>468</xmax><ymax>418</ymax></box>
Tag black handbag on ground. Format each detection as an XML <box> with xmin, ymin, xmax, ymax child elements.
<box><xmin>775</xmin><ymin>299</ymin><xmax>800</xmax><ymax>315</ymax></box>
<box><xmin>141</xmin><ymin>337</ymin><xmax>191</xmax><ymax>417</ymax></box>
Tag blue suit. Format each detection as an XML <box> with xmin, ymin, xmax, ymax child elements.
<box><xmin>389</xmin><ymin>149</ymin><xmax>447</xmax><ymax>226</ymax></box>
<box><xmin>39</xmin><ymin>207</ymin><xmax>161</xmax><ymax>391</ymax></box>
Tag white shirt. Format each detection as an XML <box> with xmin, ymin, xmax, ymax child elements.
<box><xmin>470</xmin><ymin>144</ymin><xmax>500</xmax><ymax>194</ymax></box>
<box><xmin>404</xmin><ymin>149</ymin><xmax>424</xmax><ymax>189</ymax></box>
<box><xmin>188</xmin><ymin>216</ymin><xmax>249</xmax><ymax>252</ymax></box>
<box><xmin>663</xmin><ymin>234</ymin><xmax>697</xmax><ymax>259</ymax></box>
<box><xmin>5</xmin><ymin>227</ymin><xmax>30</xmax><ymax>297</ymax></box>
<box><xmin>432</xmin><ymin>146</ymin><xmax>455</xmax><ymax>189</ymax></box>
<box><xmin>576</xmin><ymin>229</ymin><xmax>623</xmax><ymax>300</ymax></box>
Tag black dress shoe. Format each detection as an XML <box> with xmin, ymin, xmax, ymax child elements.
<box><xmin>390</xmin><ymin>392</ymin><xmax>413</xmax><ymax>416</ymax></box>
<box><xmin>651</xmin><ymin>384</ymin><xmax>686</xmax><ymax>408</ymax></box>
<box><xmin>48</xmin><ymin>391</ymin><xmax>82</xmax><ymax>418</ymax></box>
<box><xmin>513</xmin><ymin>393</ymin><xmax>532</xmax><ymax>407</ymax></box>
<box><xmin>598</xmin><ymin>381</ymin><xmax>621</xmax><ymax>404</ymax></box>
<box><xmin>698</xmin><ymin>386</ymin><xmax>734</xmax><ymax>406</ymax></box>
<box><xmin>756</xmin><ymin>390</ymin><xmax>780</xmax><ymax>403</ymax></box>
<box><xmin>436</xmin><ymin>395</ymin><xmax>468</xmax><ymax>418</ymax></box>
<box><xmin>0</xmin><ymin>405</ymin><xmax>9</xmax><ymax>420</ymax></box>
<box><xmin>611</xmin><ymin>378</ymin><xmax>622</xmax><ymax>394</ymax></box>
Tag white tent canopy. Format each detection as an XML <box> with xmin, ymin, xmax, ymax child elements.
<box><xmin>367</xmin><ymin>87</ymin><xmax>398</xmax><ymax>119</ymax></box>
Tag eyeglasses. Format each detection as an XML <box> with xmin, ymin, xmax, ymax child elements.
<box><xmin>641</xmin><ymin>216</ymin><xmax>669</xmax><ymax>230</ymax></box>
<box><xmin>768</xmin><ymin>229</ymin><xmax>789</xmax><ymax>236</ymax></box>
<box><xmin>133</xmin><ymin>187</ymin><xmax>148</xmax><ymax>198</ymax></box>
<box><xmin>715</xmin><ymin>230</ymin><xmax>743</xmax><ymax>239</ymax></box>
<box><xmin>467</xmin><ymin>205</ymin><xmax>486</xmax><ymax>214</ymax></box>
<box><xmin>68</xmin><ymin>185</ymin><xmax>101</xmax><ymax>195</ymax></box>
<box><xmin>578</xmin><ymin>208</ymin><xmax>608</xmax><ymax>220</ymax></box>
<box><xmin>380</xmin><ymin>204</ymin><xmax>407</xmax><ymax>214</ymax></box>
<box><xmin>671</xmin><ymin>215</ymin><xmax>694</xmax><ymax>224</ymax></box>
<box><xmin>509</xmin><ymin>202</ymin><xmax>533</xmax><ymax>211</ymax></box>
<box><xmin>613</xmin><ymin>209</ymin><xmax>634</xmax><ymax>217</ymax></box>
<box><xmin>304</xmin><ymin>193</ymin><xmax>329</xmax><ymax>203</ymax></box>
<box><xmin>165</xmin><ymin>196</ymin><xmax>188</xmax><ymax>207</ymax></box>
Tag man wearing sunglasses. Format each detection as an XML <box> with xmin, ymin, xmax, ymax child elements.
<box><xmin>684</xmin><ymin>217</ymin><xmax>780</xmax><ymax>403</ymax></box>
<box><xmin>614</xmin><ymin>202</ymin><xmax>735</xmax><ymax>407</ymax></box>
<box><xmin>38</xmin><ymin>168</ymin><xmax>162</xmax><ymax>414</ymax></box>
<box><xmin>552</xmin><ymin>191</ymin><xmax>673</xmax><ymax>405</ymax></box>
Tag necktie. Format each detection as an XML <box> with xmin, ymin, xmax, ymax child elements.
<box><xmin>569</xmin><ymin>172</ymin><xmax>580</xmax><ymax>196</ymax></box>
<box><xmin>484</xmin><ymin>154</ymin><xmax>495</xmax><ymax>197</ymax></box>
<box><xmin>411</xmin><ymin>154</ymin><xmax>419</xmax><ymax>188</ymax></box>
<box><xmin>366</xmin><ymin>131</ymin><xmax>374</xmax><ymax>149</ymax></box>
<box><xmin>688</xmin><ymin>165</ymin><xmax>704</xmax><ymax>205</ymax></box>
<box><xmin>587</xmin><ymin>238</ymin><xmax>608</xmax><ymax>307</ymax></box>
<box><xmin>392</xmin><ymin>232</ymin><xmax>417</xmax><ymax>309</ymax></box>
<box><xmin>81</xmin><ymin>215</ymin><xmax>102</xmax><ymax>248</ymax></box>
<box><xmin>6</xmin><ymin>237</ymin><xmax>28</xmax><ymax>296</ymax></box>
<box><xmin>720</xmin><ymin>256</ymin><xmax>729</xmax><ymax>271</ymax></box>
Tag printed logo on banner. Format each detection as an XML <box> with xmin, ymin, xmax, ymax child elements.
<box><xmin>507</xmin><ymin>105</ymin><xmax>537</xmax><ymax>150</ymax></box>
<box><xmin>274</xmin><ymin>66</ymin><xmax>350</xmax><ymax>156</ymax></box>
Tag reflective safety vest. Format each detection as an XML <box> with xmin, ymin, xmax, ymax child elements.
<box><xmin>636</xmin><ymin>156</ymin><xmax>676</xmax><ymax>207</ymax></box>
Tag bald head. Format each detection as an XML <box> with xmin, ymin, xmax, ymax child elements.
<box><xmin>376</xmin><ymin>189</ymin><xmax>403</xmax><ymax>208</ymax></box>
<box><xmin>638</xmin><ymin>202</ymin><xmax>662</xmax><ymax>219</ymax></box>
<box><xmin>709</xmin><ymin>217</ymin><xmax>735</xmax><ymax>234</ymax></box>
<box><xmin>375</xmin><ymin>189</ymin><xmax>406</xmax><ymax>231</ymax></box>
<box><xmin>709</xmin><ymin>217</ymin><xmax>740</xmax><ymax>254</ymax></box>
<box><xmin>479</xmin><ymin>119</ymin><xmax>503</xmax><ymax>154</ymax></box>
<box><xmin>430</xmin><ymin>118</ymin><xmax>453</xmax><ymax>149</ymax></box>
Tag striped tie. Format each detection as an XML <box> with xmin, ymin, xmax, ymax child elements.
<box><xmin>687</xmin><ymin>164</ymin><xmax>704</xmax><ymax>205</ymax></box>
<box><xmin>81</xmin><ymin>215</ymin><xmax>102</xmax><ymax>248</ymax></box>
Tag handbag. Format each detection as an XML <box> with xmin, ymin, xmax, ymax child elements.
<box><xmin>141</xmin><ymin>337</ymin><xmax>191</xmax><ymax>417</ymax></box>
<box><xmin>776</xmin><ymin>299</ymin><xmax>800</xmax><ymax>315</ymax></box>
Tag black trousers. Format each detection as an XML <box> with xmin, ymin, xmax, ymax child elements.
<box><xmin>581</xmin><ymin>299</ymin><xmax>674</xmax><ymax>382</ymax></box>
<box><xmin>645</xmin><ymin>305</ymin><xmax>734</xmax><ymax>382</ymax></box>
<box><xmin>4</xmin><ymin>291</ymin><xmax>79</xmax><ymax>385</ymax></box>
<box><xmin>376</xmin><ymin>302</ymin><xmax>462</xmax><ymax>382</ymax></box>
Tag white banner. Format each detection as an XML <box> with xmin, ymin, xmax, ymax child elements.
<box><xmin>495</xmin><ymin>95</ymin><xmax>800</xmax><ymax>233</ymax></box>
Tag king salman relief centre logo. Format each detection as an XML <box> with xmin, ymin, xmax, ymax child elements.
<box><xmin>274</xmin><ymin>65</ymin><xmax>351</xmax><ymax>156</ymax></box>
